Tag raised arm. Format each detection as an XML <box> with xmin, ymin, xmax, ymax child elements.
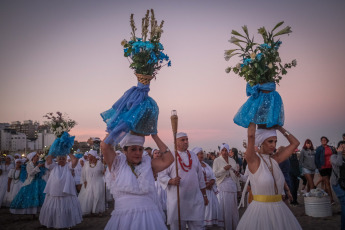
<box><xmin>151</xmin><ymin>134</ymin><xmax>174</xmax><ymax>174</ymax></box>
<box><xmin>100</xmin><ymin>136</ymin><xmax>116</xmax><ymax>171</ymax></box>
<box><xmin>69</xmin><ymin>153</ymin><xmax>78</xmax><ymax>168</ymax></box>
<box><xmin>246</xmin><ymin>123</ymin><xmax>260</xmax><ymax>174</ymax></box>
<box><xmin>273</xmin><ymin>126</ymin><xmax>300</xmax><ymax>163</ymax></box>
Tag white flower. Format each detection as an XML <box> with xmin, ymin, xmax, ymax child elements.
<box><xmin>225</xmin><ymin>67</ymin><xmax>231</xmax><ymax>73</ymax></box>
<box><xmin>268</xmin><ymin>63</ymin><xmax>273</xmax><ymax>69</ymax></box>
<box><xmin>250</xmin><ymin>52</ymin><xmax>256</xmax><ymax>59</ymax></box>
<box><xmin>121</xmin><ymin>39</ymin><xmax>127</xmax><ymax>46</ymax></box>
<box><xmin>292</xmin><ymin>59</ymin><xmax>297</xmax><ymax>67</ymax></box>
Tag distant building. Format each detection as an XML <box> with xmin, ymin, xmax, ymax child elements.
<box><xmin>10</xmin><ymin>120</ymin><xmax>39</xmax><ymax>140</ymax></box>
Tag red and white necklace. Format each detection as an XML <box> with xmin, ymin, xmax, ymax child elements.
<box><xmin>177</xmin><ymin>150</ymin><xmax>193</xmax><ymax>172</ymax></box>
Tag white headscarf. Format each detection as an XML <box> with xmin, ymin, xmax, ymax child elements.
<box><xmin>14</xmin><ymin>153</ymin><xmax>21</xmax><ymax>159</ymax></box>
<box><xmin>15</xmin><ymin>159</ymin><xmax>22</xmax><ymax>164</ymax></box>
<box><xmin>88</xmin><ymin>149</ymin><xmax>98</xmax><ymax>157</ymax></box>
<box><xmin>119</xmin><ymin>133</ymin><xmax>145</xmax><ymax>148</ymax></box>
<box><xmin>191</xmin><ymin>147</ymin><xmax>203</xmax><ymax>155</ymax></box>
<box><xmin>6</xmin><ymin>155</ymin><xmax>14</xmax><ymax>161</ymax></box>
<box><xmin>220</xmin><ymin>143</ymin><xmax>230</xmax><ymax>153</ymax></box>
<box><xmin>176</xmin><ymin>132</ymin><xmax>188</xmax><ymax>139</ymax></box>
<box><xmin>27</xmin><ymin>152</ymin><xmax>37</xmax><ymax>161</ymax></box>
<box><xmin>255</xmin><ymin>129</ymin><xmax>277</xmax><ymax>147</ymax></box>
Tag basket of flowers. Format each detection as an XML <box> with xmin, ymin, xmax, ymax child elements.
<box><xmin>225</xmin><ymin>21</ymin><xmax>297</xmax><ymax>128</ymax></box>
<box><xmin>101</xmin><ymin>9</ymin><xmax>171</xmax><ymax>146</ymax></box>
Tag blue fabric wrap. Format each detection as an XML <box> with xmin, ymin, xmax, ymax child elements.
<box><xmin>48</xmin><ymin>132</ymin><xmax>75</xmax><ymax>157</ymax></box>
<box><xmin>101</xmin><ymin>82</ymin><xmax>159</xmax><ymax>146</ymax></box>
<box><xmin>10</xmin><ymin>169</ymin><xmax>46</xmax><ymax>209</ymax></box>
<box><xmin>233</xmin><ymin>82</ymin><xmax>284</xmax><ymax>128</ymax></box>
<box><xmin>74</xmin><ymin>153</ymin><xmax>84</xmax><ymax>159</ymax></box>
<box><xmin>20</xmin><ymin>164</ymin><xmax>27</xmax><ymax>183</ymax></box>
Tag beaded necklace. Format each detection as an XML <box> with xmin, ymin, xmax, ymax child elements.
<box><xmin>89</xmin><ymin>160</ymin><xmax>97</xmax><ymax>168</ymax></box>
<box><xmin>177</xmin><ymin>150</ymin><xmax>193</xmax><ymax>172</ymax></box>
<box><xmin>258</xmin><ymin>153</ymin><xmax>278</xmax><ymax>195</ymax></box>
<box><xmin>13</xmin><ymin>169</ymin><xmax>21</xmax><ymax>184</ymax></box>
<box><xmin>127</xmin><ymin>161</ymin><xmax>141</xmax><ymax>178</ymax></box>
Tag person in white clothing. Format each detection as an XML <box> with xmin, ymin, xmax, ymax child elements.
<box><xmin>158</xmin><ymin>132</ymin><xmax>208</xmax><ymax>230</ymax></box>
<box><xmin>193</xmin><ymin>147</ymin><xmax>223</xmax><ymax>229</ymax></box>
<box><xmin>78</xmin><ymin>150</ymin><xmax>105</xmax><ymax>216</ymax></box>
<box><xmin>152</xmin><ymin>148</ymin><xmax>167</xmax><ymax>217</ymax></box>
<box><xmin>213</xmin><ymin>143</ymin><xmax>240</xmax><ymax>230</ymax></box>
<box><xmin>39</xmin><ymin>153</ymin><xmax>83</xmax><ymax>228</ymax></box>
<box><xmin>0</xmin><ymin>155</ymin><xmax>15</xmax><ymax>207</ymax></box>
<box><xmin>3</xmin><ymin>159</ymin><xmax>23</xmax><ymax>207</ymax></box>
<box><xmin>101</xmin><ymin>133</ymin><xmax>174</xmax><ymax>230</ymax></box>
<box><xmin>236</xmin><ymin>124</ymin><xmax>302</xmax><ymax>230</ymax></box>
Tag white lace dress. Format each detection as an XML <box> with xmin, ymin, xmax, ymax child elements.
<box><xmin>0</xmin><ymin>163</ymin><xmax>14</xmax><ymax>207</ymax></box>
<box><xmin>39</xmin><ymin>162</ymin><xmax>82</xmax><ymax>228</ymax></box>
<box><xmin>3</xmin><ymin>169</ymin><xmax>23</xmax><ymax>207</ymax></box>
<box><xmin>105</xmin><ymin>154</ymin><xmax>166</xmax><ymax>230</ymax></box>
<box><xmin>236</xmin><ymin>154</ymin><xmax>302</xmax><ymax>230</ymax></box>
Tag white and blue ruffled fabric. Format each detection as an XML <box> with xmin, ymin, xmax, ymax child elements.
<box><xmin>233</xmin><ymin>83</ymin><xmax>284</xmax><ymax>128</ymax></box>
<box><xmin>48</xmin><ymin>132</ymin><xmax>75</xmax><ymax>157</ymax></box>
<box><xmin>101</xmin><ymin>82</ymin><xmax>159</xmax><ymax>146</ymax></box>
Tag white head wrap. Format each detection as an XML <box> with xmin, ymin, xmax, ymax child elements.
<box><xmin>6</xmin><ymin>155</ymin><xmax>14</xmax><ymax>161</ymax></box>
<box><xmin>176</xmin><ymin>132</ymin><xmax>188</xmax><ymax>139</ymax></box>
<box><xmin>84</xmin><ymin>151</ymin><xmax>89</xmax><ymax>156</ymax></box>
<box><xmin>255</xmin><ymin>129</ymin><xmax>277</xmax><ymax>147</ymax></box>
<box><xmin>15</xmin><ymin>159</ymin><xmax>22</xmax><ymax>164</ymax></box>
<box><xmin>27</xmin><ymin>152</ymin><xmax>37</xmax><ymax>161</ymax></box>
<box><xmin>220</xmin><ymin>143</ymin><xmax>230</xmax><ymax>153</ymax></box>
<box><xmin>191</xmin><ymin>147</ymin><xmax>203</xmax><ymax>155</ymax></box>
<box><xmin>14</xmin><ymin>153</ymin><xmax>21</xmax><ymax>158</ymax></box>
<box><xmin>143</xmin><ymin>150</ymin><xmax>149</xmax><ymax>156</ymax></box>
<box><xmin>88</xmin><ymin>150</ymin><xmax>98</xmax><ymax>157</ymax></box>
<box><xmin>119</xmin><ymin>133</ymin><xmax>145</xmax><ymax>148</ymax></box>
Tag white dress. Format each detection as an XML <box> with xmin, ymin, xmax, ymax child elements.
<box><xmin>78</xmin><ymin>160</ymin><xmax>105</xmax><ymax>215</ymax></box>
<box><xmin>201</xmin><ymin>161</ymin><xmax>223</xmax><ymax>227</ymax></box>
<box><xmin>3</xmin><ymin>169</ymin><xmax>23</xmax><ymax>207</ymax></box>
<box><xmin>39</xmin><ymin>162</ymin><xmax>82</xmax><ymax>228</ymax></box>
<box><xmin>236</xmin><ymin>154</ymin><xmax>302</xmax><ymax>230</ymax></box>
<box><xmin>0</xmin><ymin>163</ymin><xmax>14</xmax><ymax>207</ymax></box>
<box><xmin>105</xmin><ymin>154</ymin><xmax>166</xmax><ymax>230</ymax></box>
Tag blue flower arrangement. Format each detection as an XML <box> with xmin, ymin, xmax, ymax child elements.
<box><xmin>121</xmin><ymin>9</ymin><xmax>171</xmax><ymax>78</ymax></box>
<box><xmin>225</xmin><ymin>21</ymin><xmax>296</xmax><ymax>86</ymax></box>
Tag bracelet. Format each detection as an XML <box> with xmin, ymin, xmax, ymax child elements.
<box><xmin>160</xmin><ymin>148</ymin><xmax>170</xmax><ymax>154</ymax></box>
<box><xmin>283</xmin><ymin>131</ymin><xmax>290</xmax><ymax>137</ymax></box>
<box><xmin>203</xmin><ymin>194</ymin><xmax>207</xmax><ymax>197</ymax></box>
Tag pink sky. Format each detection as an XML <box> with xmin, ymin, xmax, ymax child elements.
<box><xmin>1</xmin><ymin>0</ymin><xmax>344</xmax><ymax>152</ymax></box>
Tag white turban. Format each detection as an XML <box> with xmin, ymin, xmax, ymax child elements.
<box><xmin>88</xmin><ymin>150</ymin><xmax>98</xmax><ymax>157</ymax></box>
<box><xmin>6</xmin><ymin>155</ymin><xmax>14</xmax><ymax>161</ymax></box>
<box><xmin>14</xmin><ymin>153</ymin><xmax>21</xmax><ymax>158</ymax></box>
<box><xmin>15</xmin><ymin>159</ymin><xmax>22</xmax><ymax>164</ymax></box>
<box><xmin>27</xmin><ymin>152</ymin><xmax>37</xmax><ymax>161</ymax></box>
<box><xmin>119</xmin><ymin>133</ymin><xmax>145</xmax><ymax>148</ymax></box>
<box><xmin>84</xmin><ymin>151</ymin><xmax>89</xmax><ymax>156</ymax></box>
<box><xmin>192</xmin><ymin>147</ymin><xmax>203</xmax><ymax>155</ymax></box>
<box><xmin>176</xmin><ymin>132</ymin><xmax>188</xmax><ymax>139</ymax></box>
<box><xmin>220</xmin><ymin>143</ymin><xmax>230</xmax><ymax>153</ymax></box>
<box><xmin>255</xmin><ymin>129</ymin><xmax>277</xmax><ymax>147</ymax></box>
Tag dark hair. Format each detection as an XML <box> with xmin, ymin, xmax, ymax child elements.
<box><xmin>123</xmin><ymin>146</ymin><xmax>128</xmax><ymax>151</ymax></box>
<box><xmin>231</xmin><ymin>148</ymin><xmax>239</xmax><ymax>163</ymax></box>
<box><xmin>338</xmin><ymin>141</ymin><xmax>345</xmax><ymax>148</ymax></box>
<box><xmin>320</xmin><ymin>136</ymin><xmax>329</xmax><ymax>143</ymax></box>
<box><xmin>343</xmin><ymin>133</ymin><xmax>345</xmax><ymax>137</ymax></box>
<box><xmin>145</xmin><ymin>147</ymin><xmax>152</xmax><ymax>150</ymax></box>
<box><xmin>303</xmin><ymin>139</ymin><xmax>314</xmax><ymax>150</ymax></box>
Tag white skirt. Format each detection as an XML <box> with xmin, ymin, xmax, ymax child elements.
<box><xmin>78</xmin><ymin>183</ymin><xmax>105</xmax><ymax>215</ymax></box>
<box><xmin>205</xmin><ymin>188</ymin><xmax>223</xmax><ymax>226</ymax></box>
<box><xmin>105</xmin><ymin>196</ymin><xmax>167</xmax><ymax>230</ymax></box>
<box><xmin>39</xmin><ymin>194</ymin><xmax>83</xmax><ymax>228</ymax></box>
<box><xmin>236</xmin><ymin>200</ymin><xmax>302</xmax><ymax>230</ymax></box>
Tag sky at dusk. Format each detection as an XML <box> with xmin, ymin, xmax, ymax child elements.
<box><xmin>1</xmin><ymin>0</ymin><xmax>344</xmax><ymax>152</ymax></box>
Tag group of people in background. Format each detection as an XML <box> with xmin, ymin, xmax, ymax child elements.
<box><xmin>0</xmin><ymin>131</ymin><xmax>345</xmax><ymax>230</ymax></box>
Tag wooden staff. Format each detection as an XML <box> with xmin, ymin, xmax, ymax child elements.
<box><xmin>170</xmin><ymin>110</ymin><xmax>181</xmax><ymax>230</ymax></box>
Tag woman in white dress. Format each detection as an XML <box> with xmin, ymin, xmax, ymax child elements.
<box><xmin>236</xmin><ymin>124</ymin><xmax>302</xmax><ymax>230</ymax></box>
<box><xmin>39</xmin><ymin>153</ymin><xmax>82</xmax><ymax>229</ymax></box>
<box><xmin>152</xmin><ymin>149</ymin><xmax>167</xmax><ymax>217</ymax></box>
<box><xmin>101</xmin><ymin>133</ymin><xmax>174</xmax><ymax>230</ymax></box>
<box><xmin>0</xmin><ymin>155</ymin><xmax>15</xmax><ymax>207</ymax></box>
<box><xmin>3</xmin><ymin>159</ymin><xmax>23</xmax><ymax>207</ymax></box>
<box><xmin>213</xmin><ymin>143</ymin><xmax>240</xmax><ymax>230</ymax></box>
<box><xmin>193</xmin><ymin>147</ymin><xmax>223</xmax><ymax>228</ymax></box>
<box><xmin>78</xmin><ymin>149</ymin><xmax>105</xmax><ymax>216</ymax></box>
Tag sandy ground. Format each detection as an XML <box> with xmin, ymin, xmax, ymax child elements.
<box><xmin>1</xmin><ymin>176</ymin><xmax>342</xmax><ymax>230</ymax></box>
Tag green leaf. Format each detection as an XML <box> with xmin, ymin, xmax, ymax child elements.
<box><xmin>273</xmin><ymin>26</ymin><xmax>292</xmax><ymax>37</ymax></box>
<box><xmin>242</xmin><ymin>25</ymin><xmax>249</xmax><ymax>37</ymax></box>
<box><xmin>231</xmin><ymin>30</ymin><xmax>246</xmax><ymax>39</ymax></box>
<box><xmin>271</xmin><ymin>21</ymin><xmax>284</xmax><ymax>33</ymax></box>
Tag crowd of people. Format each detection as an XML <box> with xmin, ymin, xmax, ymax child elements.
<box><xmin>0</xmin><ymin>130</ymin><xmax>345</xmax><ymax>230</ymax></box>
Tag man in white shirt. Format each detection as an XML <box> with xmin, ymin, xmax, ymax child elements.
<box><xmin>158</xmin><ymin>132</ymin><xmax>208</xmax><ymax>230</ymax></box>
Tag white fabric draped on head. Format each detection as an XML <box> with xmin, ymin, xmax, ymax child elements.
<box><xmin>14</xmin><ymin>153</ymin><xmax>21</xmax><ymax>158</ymax></box>
<box><xmin>191</xmin><ymin>147</ymin><xmax>203</xmax><ymax>155</ymax></box>
<box><xmin>176</xmin><ymin>132</ymin><xmax>188</xmax><ymax>139</ymax></box>
<box><xmin>6</xmin><ymin>155</ymin><xmax>14</xmax><ymax>161</ymax></box>
<box><xmin>27</xmin><ymin>152</ymin><xmax>37</xmax><ymax>161</ymax></box>
<box><xmin>119</xmin><ymin>133</ymin><xmax>145</xmax><ymax>148</ymax></box>
<box><xmin>220</xmin><ymin>143</ymin><xmax>230</xmax><ymax>153</ymax></box>
<box><xmin>88</xmin><ymin>149</ymin><xmax>98</xmax><ymax>157</ymax></box>
<box><xmin>255</xmin><ymin>129</ymin><xmax>277</xmax><ymax>147</ymax></box>
<box><xmin>15</xmin><ymin>159</ymin><xmax>22</xmax><ymax>164</ymax></box>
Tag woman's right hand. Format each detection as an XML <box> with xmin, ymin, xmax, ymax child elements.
<box><xmin>84</xmin><ymin>181</ymin><xmax>87</xmax><ymax>188</ymax></box>
<box><xmin>224</xmin><ymin>165</ymin><xmax>231</xmax><ymax>171</ymax></box>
